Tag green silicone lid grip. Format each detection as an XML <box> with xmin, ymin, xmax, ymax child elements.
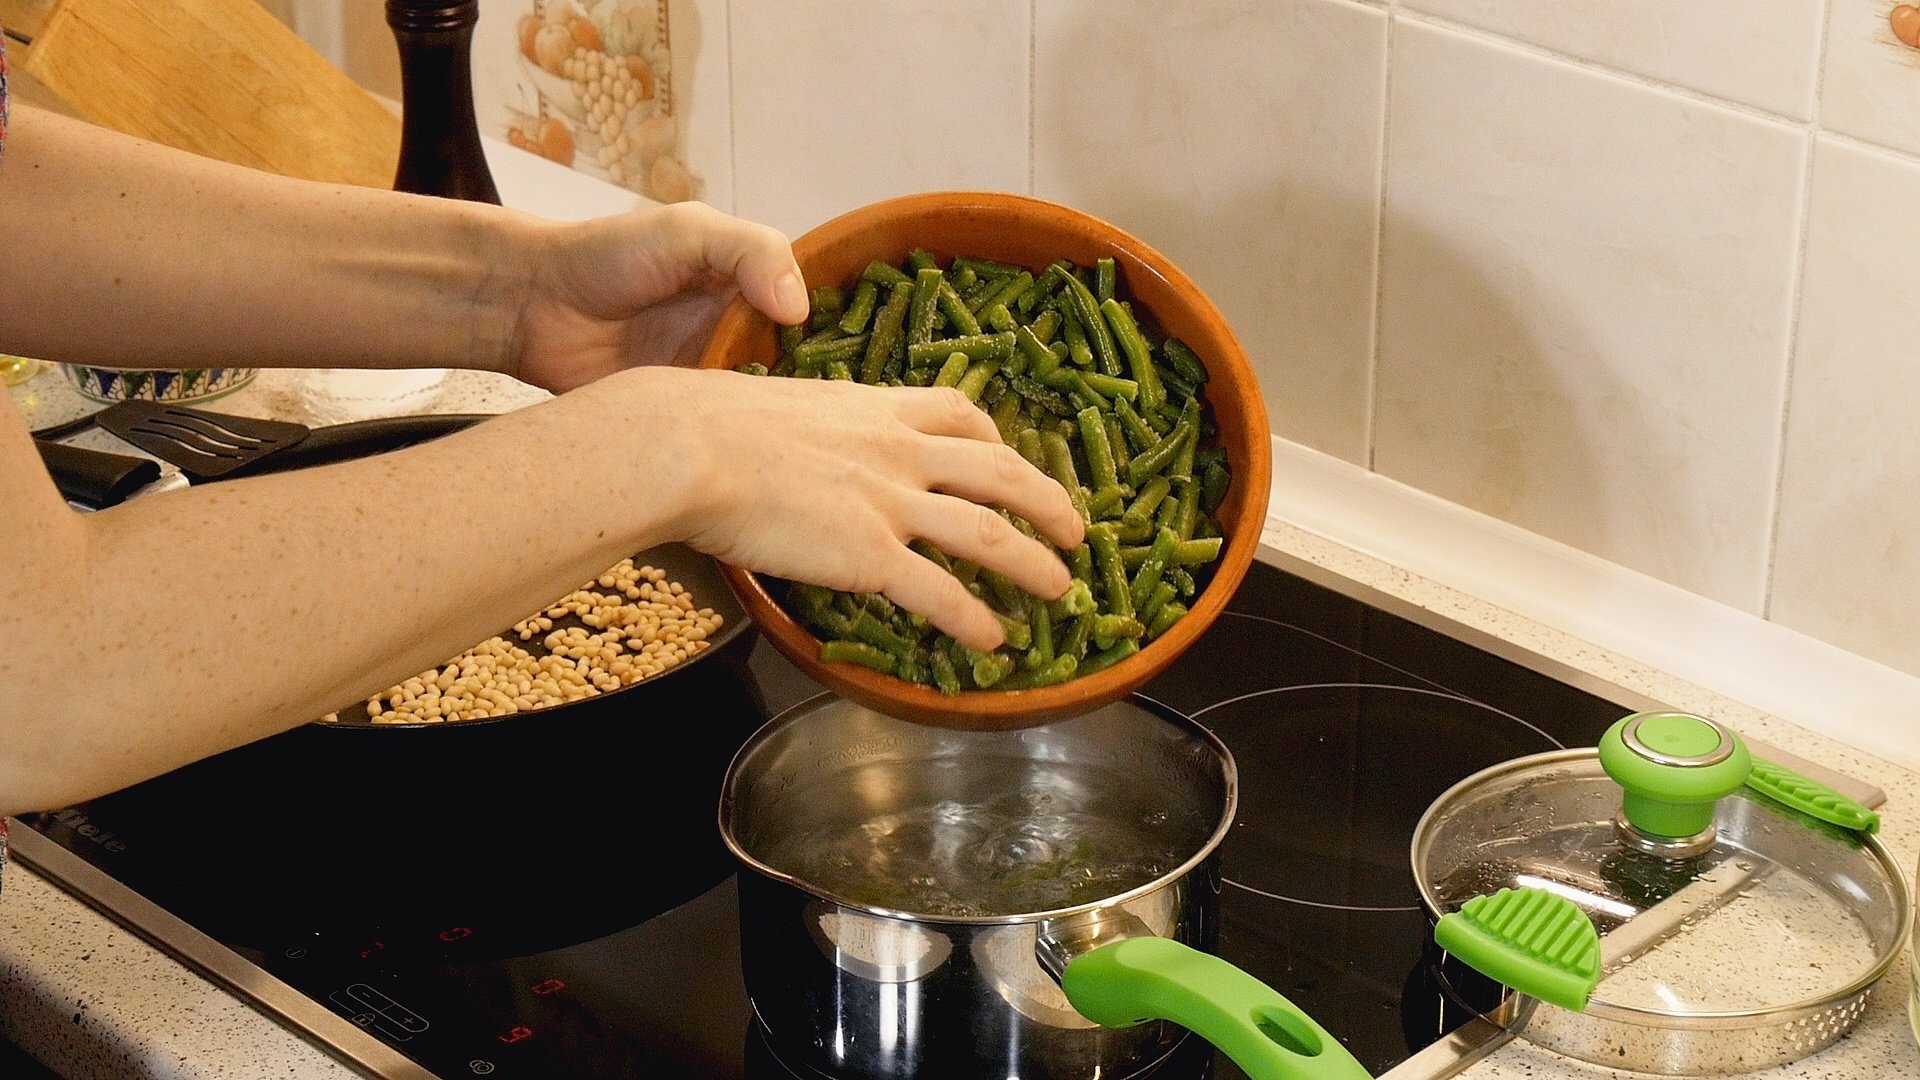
<box><xmin>1061</xmin><ymin>937</ymin><xmax>1373</xmax><ymax>1080</ymax></box>
<box><xmin>1433</xmin><ymin>887</ymin><xmax>1601</xmax><ymax>1013</ymax></box>
<box><xmin>1745</xmin><ymin>757</ymin><xmax>1881</xmax><ymax>833</ymax></box>
<box><xmin>1598</xmin><ymin>713</ymin><xmax>1752</xmax><ymax>838</ymax></box>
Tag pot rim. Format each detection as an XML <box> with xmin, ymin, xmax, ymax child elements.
<box><xmin>1409</xmin><ymin>747</ymin><xmax>1914</xmax><ymax>1026</ymax></box>
<box><xmin>718</xmin><ymin>691</ymin><xmax>1238</xmax><ymax>927</ymax></box>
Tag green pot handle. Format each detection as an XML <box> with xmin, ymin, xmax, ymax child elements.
<box><xmin>1061</xmin><ymin>936</ymin><xmax>1373</xmax><ymax>1080</ymax></box>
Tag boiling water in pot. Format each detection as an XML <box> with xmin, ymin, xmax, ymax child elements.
<box><xmin>752</xmin><ymin>759</ymin><xmax>1214</xmax><ymax>918</ymax></box>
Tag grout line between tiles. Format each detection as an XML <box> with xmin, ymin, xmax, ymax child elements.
<box><xmin>1395</xmin><ymin>9</ymin><xmax>1818</xmax><ymax>134</ymax></box>
<box><xmin>1760</xmin><ymin>0</ymin><xmax>1836</xmax><ymax>621</ymax></box>
<box><xmin>1027</xmin><ymin>0</ymin><xmax>1036</xmax><ymax>195</ymax></box>
<box><xmin>723</xmin><ymin>0</ymin><xmax>739</xmax><ymax>222</ymax></box>
<box><xmin>1364</xmin><ymin>10</ymin><xmax>1395</xmax><ymax>472</ymax></box>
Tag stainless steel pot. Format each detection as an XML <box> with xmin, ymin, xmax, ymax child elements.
<box><xmin>719</xmin><ymin>693</ymin><xmax>1373</xmax><ymax>1080</ymax></box>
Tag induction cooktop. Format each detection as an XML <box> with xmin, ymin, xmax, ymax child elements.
<box><xmin>14</xmin><ymin>546</ymin><xmax>1844</xmax><ymax>1080</ymax></box>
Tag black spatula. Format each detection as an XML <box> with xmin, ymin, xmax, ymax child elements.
<box><xmin>94</xmin><ymin>400</ymin><xmax>311</xmax><ymax>482</ymax></box>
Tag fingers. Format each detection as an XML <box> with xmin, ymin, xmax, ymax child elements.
<box><xmin>906</xmin><ymin>493</ymin><xmax>1073</xmax><ymax>602</ymax></box>
<box><xmin>916</xmin><ymin>436</ymin><xmax>1085</xmax><ymax>552</ymax></box>
<box><xmin>881</xmin><ymin>549</ymin><xmax>1004</xmax><ymax>652</ymax></box>
<box><xmin>886</xmin><ymin>386</ymin><xmax>1004</xmax><ymax>442</ymax></box>
<box><xmin>675</xmin><ymin>203</ymin><xmax>807</xmax><ymax>326</ymax></box>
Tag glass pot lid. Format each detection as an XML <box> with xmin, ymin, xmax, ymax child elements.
<box><xmin>1411</xmin><ymin>712</ymin><xmax>1910</xmax><ymax>1020</ymax></box>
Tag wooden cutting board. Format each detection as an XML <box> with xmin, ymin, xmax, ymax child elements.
<box><xmin>4</xmin><ymin>0</ymin><xmax>401</xmax><ymax>188</ymax></box>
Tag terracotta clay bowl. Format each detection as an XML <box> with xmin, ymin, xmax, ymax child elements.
<box><xmin>696</xmin><ymin>191</ymin><xmax>1271</xmax><ymax>730</ymax></box>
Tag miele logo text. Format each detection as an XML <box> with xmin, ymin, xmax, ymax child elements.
<box><xmin>47</xmin><ymin>809</ymin><xmax>128</xmax><ymax>853</ymax></box>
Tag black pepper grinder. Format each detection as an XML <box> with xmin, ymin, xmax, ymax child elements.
<box><xmin>386</xmin><ymin>0</ymin><xmax>502</xmax><ymax>203</ymax></box>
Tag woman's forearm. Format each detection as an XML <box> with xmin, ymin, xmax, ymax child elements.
<box><xmin>0</xmin><ymin>104</ymin><xmax>536</xmax><ymax>373</ymax></box>
<box><xmin>0</xmin><ymin>367</ymin><xmax>698</xmax><ymax>814</ymax></box>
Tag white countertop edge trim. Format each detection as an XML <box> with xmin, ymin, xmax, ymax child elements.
<box><xmin>1263</xmin><ymin>434</ymin><xmax>1920</xmax><ymax>774</ymax></box>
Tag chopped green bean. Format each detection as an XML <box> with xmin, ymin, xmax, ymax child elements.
<box><xmin>1140</xmin><ymin>580</ymin><xmax>1178</xmax><ymax>628</ymax></box>
<box><xmin>862</xmin><ymin>260</ymin><xmax>914</xmax><ymax>288</ymax></box>
<box><xmin>793</xmin><ymin>332</ymin><xmax>869</xmax><ymax>373</ymax></box>
<box><xmin>1041</xmin><ymin>430</ymin><xmax>1092</xmax><ymax>523</ymax></box>
<box><xmin>995</xmin><ymin>653</ymin><xmax>1077</xmax><ymax>690</ymax></box>
<box><xmin>954</xmin><ymin>255</ymin><xmax>1024</xmax><ymax>279</ymax></box>
<box><xmin>1061</xmin><ymin>273</ymin><xmax>1123</xmax><ymax>377</ymax></box>
<box><xmin>820</xmin><ymin>640</ymin><xmax>896</xmax><ymax>673</ymax></box>
<box><xmin>1100</xmin><ymin>297</ymin><xmax>1165</xmax><ymax>413</ymax></box>
<box><xmin>930</xmin><ymin>647</ymin><xmax>962</xmax><ymax>695</ymax></box>
<box><xmin>862</xmin><ymin>282</ymin><xmax>913</xmax><ymax>383</ymax></box>
<box><xmin>1127</xmin><ymin>413</ymin><xmax>1193</xmax><ymax>488</ymax></box>
<box><xmin>906</xmin><ymin>248</ymin><xmax>940</xmax><ymax>274</ymax></box>
<box><xmin>907</xmin><ymin>267</ymin><xmax>942</xmax><ymax>347</ymax></box>
<box><xmin>1163</xmin><ymin>338</ymin><xmax>1209</xmax><ymax>385</ymax></box>
<box><xmin>1087</xmin><ymin>523</ymin><xmax>1134</xmax><ymax>619</ymax></box>
<box><xmin>1147</xmin><ymin>602</ymin><xmax>1187</xmax><ymax>640</ymax></box>
<box><xmin>809</xmin><ymin>286</ymin><xmax>846</xmax><ymax>314</ymax></box>
<box><xmin>935</xmin><ymin>278</ymin><xmax>982</xmax><ymax>337</ymax></box>
<box><xmin>933</xmin><ymin>351</ymin><xmax>971</xmax><ymax>388</ymax></box>
<box><xmin>1129</xmin><ymin>526</ymin><xmax>1179</xmax><ymax>610</ymax></box>
<box><xmin>1080</xmin><ymin>638</ymin><xmax>1139</xmax><ymax>676</ymax></box>
<box><xmin>906</xmin><ymin>331</ymin><xmax>1014</xmax><ymax>368</ymax></box>
<box><xmin>1094</xmin><ymin>257</ymin><xmax>1117</xmax><ymax>304</ymax></box>
<box><xmin>1201</xmin><ymin>460</ymin><xmax>1231</xmax><ymax>513</ymax></box>
<box><xmin>1171</xmin><ymin>536</ymin><xmax>1222</xmax><ymax>565</ymax></box>
<box><xmin>838</xmin><ymin>280</ymin><xmax>879</xmax><ymax>335</ymax></box>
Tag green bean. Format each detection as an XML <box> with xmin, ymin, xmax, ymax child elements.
<box><xmin>1082</xmin><ymin>372</ymin><xmax>1139</xmax><ymax>401</ymax></box>
<box><xmin>992</xmin><ymin>610</ymin><xmax>1032</xmax><ymax>652</ymax></box>
<box><xmin>1066</xmin><ymin>544</ymin><xmax>1094</xmax><ymax>585</ymax></box>
<box><xmin>950</xmin><ymin>264</ymin><xmax>981</xmax><ymax>295</ymax></box>
<box><xmin>1163</xmin><ymin>338</ymin><xmax>1209</xmax><ymax>385</ymax></box>
<box><xmin>1120</xmin><ymin>476</ymin><xmax>1173</xmax><ymax>542</ymax></box>
<box><xmin>1094</xmin><ymin>257</ymin><xmax>1117</xmax><ymax>304</ymax></box>
<box><xmin>901</xmin><ymin>366</ymin><xmax>935</xmax><ymax>387</ymax></box>
<box><xmin>1041</xmin><ymin>430</ymin><xmax>1091</xmax><ymax>523</ymax></box>
<box><xmin>1062</xmin><ymin>309</ymin><xmax>1091</xmax><ymax>367</ymax></box>
<box><xmin>1172</xmin><ymin>478</ymin><xmax>1202</xmax><ymax>541</ymax></box>
<box><xmin>1061</xmin><ymin>273</ymin><xmax>1123</xmax><ymax>377</ymax></box>
<box><xmin>824</xmin><ymin>359</ymin><xmax>854</xmax><ymax>381</ymax></box>
<box><xmin>933</xmin><ymin>351</ymin><xmax>971</xmax><ymax>389</ymax></box>
<box><xmin>1105</xmin><ymin>415</ymin><xmax>1132</xmax><ymax>478</ymax></box>
<box><xmin>1077</xmin><ymin>406</ymin><xmax>1121</xmax><ymax>495</ymax></box>
<box><xmin>1056</xmin><ymin>616</ymin><xmax>1092</xmax><ymax>662</ymax></box>
<box><xmin>862</xmin><ymin>283</ymin><xmax>913</xmax><ymax>383</ymax></box>
<box><xmin>995</xmin><ymin>653</ymin><xmax>1077</xmax><ymax>690</ymax></box>
<box><xmin>952</xmin><ymin>558</ymin><xmax>982</xmax><ymax>586</ymax></box>
<box><xmin>1127</xmin><ymin>412</ymin><xmax>1194</xmax><ymax>488</ymax></box>
<box><xmin>1091</xmin><ymin>613</ymin><xmax>1145</xmax><ymax>649</ymax></box>
<box><xmin>1026</xmin><ymin>602</ymin><xmax>1054</xmax><ymax>670</ymax></box>
<box><xmin>907</xmin><ymin>267</ymin><xmax>942</xmax><ymax>347</ymax></box>
<box><xmin>1013</xmin><ymin>324</ymin><xmax>1053</xmax><ymax>374</ymax></box>
<box><xmin>1171</xmin><ymin>536</ymin><xmax>1222</xmax><ymax>565</ymax></box>
<box><xmin>1170</xmin><ymin>402</ymin><xmax>1200</xmax><ymax>481</ymax></box>
<box><xmin>820</xmin><ymin>640</ymin><xmax>896</xmax><ymax>673</ymax></box>
<box><xmin>1099</xmin><ymin>297</ymin><xmax>1165</xmax><ymax>413</ymax></box>
<box><xmin>930</xmin><ymin>647</ymin><xmax>962</xmax><ymax>695</ymax></box>
<box><xmin>1014</xmin><ymin>427</ymin><xmax>1045</xmax><ymax>469</ymax></box>
<box><xmin>957</xmin><ymin>359</ymin><xmax>1002</xmax><ymax>402</ymax></box>
<box><xmin>1087</xmin><ymin>523</ymin><xmax>1134</xmax><ymax>619</ymax></box>
<box><xmin>1167</xmin><ymin>565</ymin><xmax>1197</xmax><ymax>598</ymax></box>
<box><xmin>1087</xmin><ymin>486</ymin><xmax>1127</xmax><ymax>520</ymax></box>
<box><xmin>969</xmin><ymin>649</ymin><xmax>1017</xmax><ymax>688</ymax></box>
<box><xmin>738</xmin><ymin>362</ymin><xmax>769</xmax><ymax>376</ymax></box>
<box><xmin>911</xmin><ymin>539</ymin><xmax>953</xmax><ymax>574</ymax></box>
<box><xmin>1119</xmin><ymin>545</ymin><xmax>1151</xmax><ymax>572</ymax></box>
<box><xmin>1114</xmin><ymin>398</ymin><xmax>1160</xmax><ymax>454</ymax></box>
<box><xmin>975</xmin><ymin>270</ymin><xmax>1032</xmax><ymax>316</ymax></box>
<box><xmin>906</xmin><ymin>331</ymin><xmax>1014</xmax><ymax>369</ymax></box>
<box><xmin>907</xmin><ymin>248</ymin><xmax>940</xmax><ymax>274</ymax></box>
<box><xmin>851</xmin><ymin>610</ymin><xmax>916</xmax><ymax>660</ymax></box>
<box><xmin>1147</xmin><ymin>602</ymin><xmax>1187</xmax><ymax>640</ymax></box>
<box><xmin>1128</xmin><ymin>526</ymin><xmax>1179</xmax><ymax>610</ymax></box>
<box><xmin>1201</xmin><ymin>460</ymin><xmax>1231</xmax><ymax>513</ymax></box>
<box><xmin>984</xmin><ymin>303</ymin><xmax>1017</xmax><ymax>335</ymax></box>
<box><xmin>954</xmin><ymin>255</ymin><xmax>1023</xmax><ymax>279</ymax></box>
<box><xmin>1080</xmin><ymin>638</ymin><xmax>1139</xmax><ymax>676</ymax></box>
<box><xmin>793</xmin><ymin>332</ymin><xmax>869</xmax><ymax>373</ymax></box>
<box><xmin>838</xmin><ymin>280</ymin><xmax>880</xmax><ymax>335</ymax></box>
<box><xmin>991</xmin><ymin>390</ymin><xmax>1024</xmax><ymax>440</ymax></box>
<box><xmin>1140</xmin><ymin>580</ymin><xmax>1178</xmax><ymax>629</ymax></box>
<box><xmin>1030</xmin><ymin>308</ymin><xmax>1062</xmax><ymax>345</ymax></box>
<box><xmin>862</xmin><ymin>260</ymin><xmax>914</xmax><ymax>288</ymax></box>
<box><xmin>1012</xmin><ymin>375</ymin><xmax>1076</xmax><ymax>417</ymax></box>
<box><xmin>935</xmin><ymin>278</ymin><xmax>982</xmax><ymax>337</ymax></box>
<box><xmin>810</xmin><ymin>286</ymin><xmax>846</xmax><ymax>314</ymax></box>
<box><xmin>1158</xmin><ymin>364</ymin><xmax>1197</xmax><ymax>406</ymax></box>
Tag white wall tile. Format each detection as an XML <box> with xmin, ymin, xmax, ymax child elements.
<box><xmin>1374</xmin><ymin>21</ymin><xmax>1806</xmax><ymax>610</ymax></box>
<box><xmin>473</xmin><ymin>1</ymin><xmax>719</xmax><ymax>206</ymax></box>
<box><xmin>1770</xmin><ymin>139</ymin><xmax>1920</xmax><ymax>678</ymax></box>
<box><xmin>1400</xmin><ymin>1</ymin><xmax>1822</xmax><ymax>119</ymax></box>
<box><xmin>1033</xmin><ymin>0</ymin><xmax>1388</xmax><ymax>464</ymax></box>
<box><xmin>728</xmin><ymin>0</ymin><xmax>1029</xmax><ymax>239</ymax></box>
<box><xmin>1821</xmin><ymin>0</ymin><xmax>1920</xmax><ymax>157</ymax></box>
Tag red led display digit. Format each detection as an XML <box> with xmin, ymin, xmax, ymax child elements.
<box><xmin>497</xmin><ymin>1025</ymin><xmax>534</xmax><ymax>1045</ymax></box>
<box><xmin>529</xmin><ymin>978</ymin><xmax>565</xmax><ymax>996</ymax></box>
<box><xmin>359</xmin><ymin>940</ymin><xmax>385</xmax><ymax>959</ymax></box>
<box><xmin>438</xmin><ymin>927</ymin><xmax>472</xmax><ymax>942</ymax></box>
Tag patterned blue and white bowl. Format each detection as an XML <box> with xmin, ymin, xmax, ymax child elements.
<box><xmin>59</xmin><ymin>364</ymin><xmax>257</xmax><ymax>404</ymax></box>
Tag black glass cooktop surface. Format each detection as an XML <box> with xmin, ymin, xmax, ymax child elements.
<box><xmin>17</xmin><ymin>555</ymin><xmax>1636</xmax><ymax>1079</ymax></box>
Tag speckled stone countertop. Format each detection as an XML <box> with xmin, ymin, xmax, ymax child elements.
<box><xmin>4</xmin><ymin>366</ymin><xmax>1916</xmax><ymax>1079</ymax></box>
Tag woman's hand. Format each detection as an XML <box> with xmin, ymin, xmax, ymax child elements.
<box><xmin>631</xmin><ymin>367</ymin><xmax>1086</xmax><ymax>650</ymax></box>
<box><xmin>509</xmin><ymin>202</ymin><xmax>807</xmax><ymax>392</ymax></box>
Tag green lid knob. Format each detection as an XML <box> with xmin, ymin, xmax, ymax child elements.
<box><xmin>1598</xmin><ymin>712</ymin><xmax>1752</xmax><ymax>840</ymax></box>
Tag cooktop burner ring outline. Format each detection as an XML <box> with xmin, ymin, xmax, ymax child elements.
<box><xmin>1169</xmin><ymin>663</ymin><xmax>1570</xmax><ymax>915</ymax></box>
